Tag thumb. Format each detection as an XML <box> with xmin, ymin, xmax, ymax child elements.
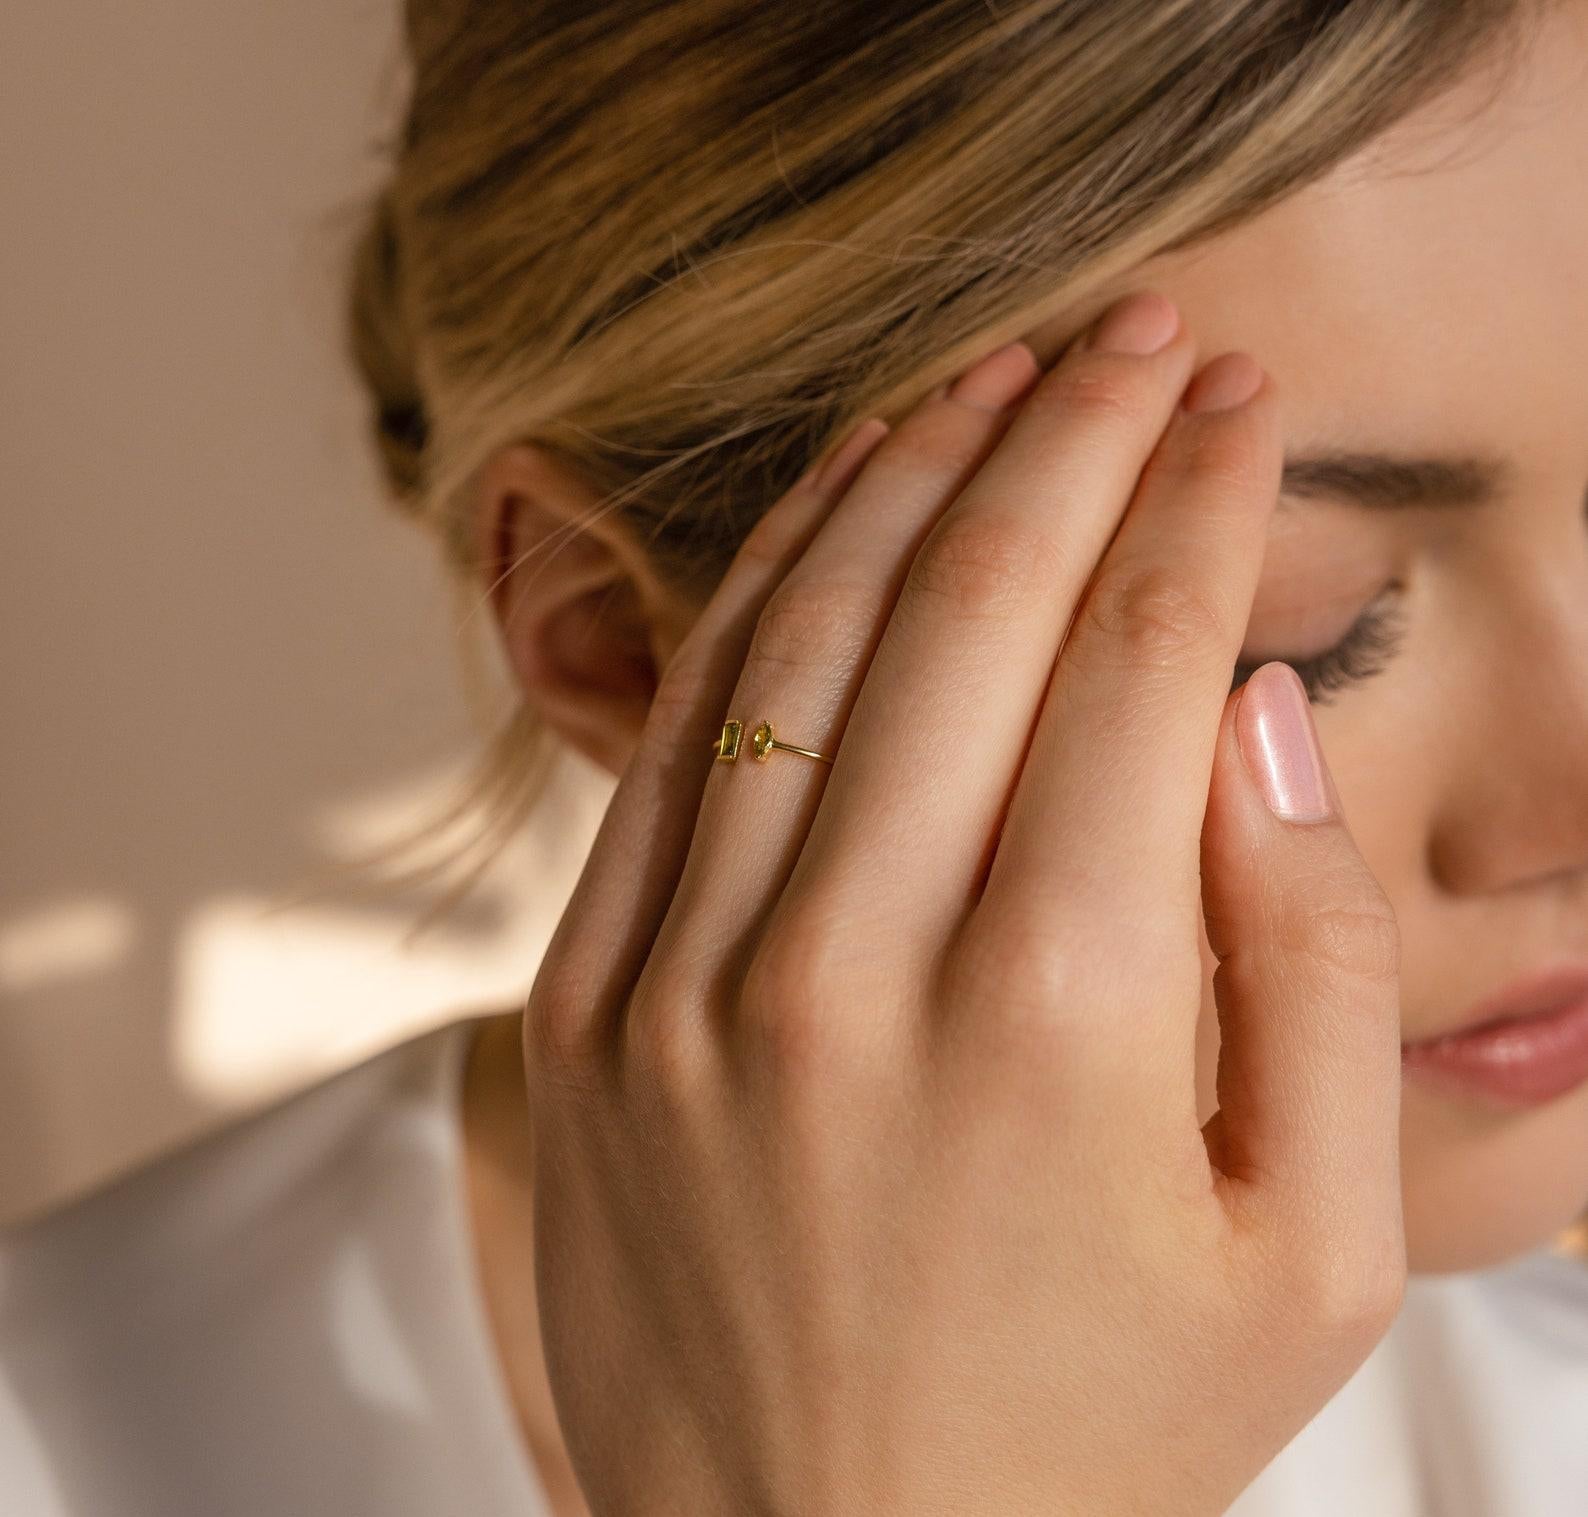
<box><xmin>1199</xmin><ymin>661</ymin><xmax>1403</xmax><ymax>1240</ymax></box>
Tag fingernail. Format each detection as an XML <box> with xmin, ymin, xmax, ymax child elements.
<box><xmin>1182</xmin><ymin>353</ymin><xmax>1264</xmax><ymax>414</ymax></box>
<box><xmin>1236</xmin><ymin>662</ymin><xmax>1334</xmax><ymax>823</ymax></box>
<box><xmin>814</xmin><ymin>417</ymin><xmax>889</xmax><ymax>494</ymax></box>
<box><xmin>946</xmin><ymin>340</ymin><xmax>1041</xmax><ymax>409</ymax></box>
<box><xmin>1081</xmin><ymin>291</ymin><xmax>1180</xmax><ymax>356</ymax></box>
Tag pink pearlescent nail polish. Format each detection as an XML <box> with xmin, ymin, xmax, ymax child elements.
<box><xmin>1236</xmin><ymin>662</ymin><xmax>1334</xmax><ymax>823</ymax></box>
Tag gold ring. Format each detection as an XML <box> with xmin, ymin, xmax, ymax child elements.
<box><xmin>711</xmin><ymin>719</ymin><xmax>833</xmax><ymax>765</ymax></box>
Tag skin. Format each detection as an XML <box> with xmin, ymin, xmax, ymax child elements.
<box><xmin>455</xmin><ymin>7</ymin><xmax>1588</xmax><ymax>1511</ymax></box>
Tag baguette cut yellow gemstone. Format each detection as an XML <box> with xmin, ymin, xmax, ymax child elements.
<box><xmin>724</xmin><ymin>717</ymin><xmax>832</xmax><ymax>766</ymax></box>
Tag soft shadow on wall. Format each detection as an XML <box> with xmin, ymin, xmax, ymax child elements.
<box><xmin>0</xmin><ymin>1</ymin><xmax>609</xmax><ymax>1223</ymax></box>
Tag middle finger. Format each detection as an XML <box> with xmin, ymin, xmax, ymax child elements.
<box><xmin>785</xmin><ymin>291</ymin><xmax>1197</xmax><ymax>940</ymax></box>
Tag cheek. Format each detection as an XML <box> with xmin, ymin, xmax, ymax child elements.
<box><xmin>1315</xmin><ymin>694</ymin><xmax>1444</xmax><ymax>1018</ymax></box>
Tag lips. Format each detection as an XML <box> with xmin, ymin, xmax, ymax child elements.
<box><xmin>1402</xmin><ymin>960</ymin><xmax>1588</xmax><ymax>1108</ymax></box>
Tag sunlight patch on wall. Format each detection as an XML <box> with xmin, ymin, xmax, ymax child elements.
<box><xmin>0</xmin><ymin>898</ymin><xmax>137</xmax><ymax>993</ymax></box>
<box><xmin>171</xmin><ymin>751</ymin><xmax>611</xmax><ymax>1105</ymax></box>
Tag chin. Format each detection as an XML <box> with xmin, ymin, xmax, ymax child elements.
<box><xmin>1398</xmin><ymin>1075</ymin><xmax>1588</xmax><ymax>1274</ymax></box>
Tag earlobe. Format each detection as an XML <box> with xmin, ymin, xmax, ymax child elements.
<box><xmin>476</xmin><ymin>445</ymin><xmax>682</xmax><ymax>776</ymax></box>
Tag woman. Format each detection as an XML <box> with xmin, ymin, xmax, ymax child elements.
<box><xmin>5</xmin><ymin>0</ymin><xmax>1588</xmax><ymax>1512</ymax></box>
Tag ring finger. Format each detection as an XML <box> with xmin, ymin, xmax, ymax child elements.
<box><xmin>657</xmin><ymin>342</ymin><xmax>1045</xmax><ymax>980</ymax></box>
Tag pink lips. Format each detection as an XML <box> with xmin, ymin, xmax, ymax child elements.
<box><xmin>1402</xmin><ymin>961</ymin><xmax>1588</xmax><ymax>1108</ymax></box>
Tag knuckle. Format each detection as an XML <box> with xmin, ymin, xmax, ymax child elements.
<box><xmin>747</xmin><ymin>577</ymin><xmax>877</xmax><ymax>676</ymax></box>
<box><xmin>738</xmin><ymin>908</ymin><xmax>860</xmax><ymax>1081</ymax></box>
<box><xmin>1031</xmin><ymin>360</ymin><xmax>1147</xmax><ymax>427</ymax></box>
<box><xmin>741</xmin><ymin>993</ymin><xmax>843</xmax><ymax>1086</ymax></box>
<box><xmin>1169</xmin><ymin>414</ymin><xmax>1267</xmax><ymax>490</ymax></box>
<box><xmin>740</xmin><ymin>909</ymin><xmax>835</xmax><ymax>1019</ymax></box>
<box><xmin>623</xmin><ymin>961</ymin><xmax>712</xmax><ymax>1092</ymax></box>
<box><xmin>945</xmin><ymin>908</ymin><xmax>1091</xmax><ymax>1040</ymax></box>
<box><xmin>525</xmin><ymin>977</ymin><xmax>606</xmax><ymax>1088</ymax></box>
<box><xmin>1078</xmin><ymin>563</ymin><xmax>1226</xmax><ymax>666</ymax></box>
<box><xmin>950</xmin><ymin>911</ymin><xmax>1049</xmax><ymax>1004</ymax></box>
<box><xmin>1290</xmin><ymin>891</ymin><xmax>1402</xmax><ymax>987</ymax></box>
<box><xmin>1287</xmin><ymin>1242</ymin><xmax>1407</xmax><ymax>1351</ymax></box>
<box><xmin>904</xmin><ymin>513</ymin><xmax>1065</xmax><ymax>623</ymax></box>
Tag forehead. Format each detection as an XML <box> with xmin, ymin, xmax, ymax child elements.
<box><xmin>1032</xmin><ymin>5</ymin><xmax>1588</xmax><ymax>463</ymax></box>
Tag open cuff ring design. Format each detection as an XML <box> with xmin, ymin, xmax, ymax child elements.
<box><xmin>712</xmin><ymin>719</ymin><xmax>834</xmax><ymax>766</ymax></box>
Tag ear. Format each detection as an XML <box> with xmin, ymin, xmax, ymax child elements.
<box><xmin>475</xmin><ymin>444</ymin><xmax>699</xmax><ymax>776</ymax></box>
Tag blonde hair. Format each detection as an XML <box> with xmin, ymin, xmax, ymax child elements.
<box><xmin>347</xmin><ymin>0</ymin><xmax>1530</xmax><ymax>897</ymax></box>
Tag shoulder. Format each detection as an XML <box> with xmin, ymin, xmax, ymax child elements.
<box><xmin>1229</xmin><ymin>1244</ymin><xmax>1588</xmax><ymax>1517</ymax></box>
<box><xmin>1</xmin><ymin>1017</ymin><xmax>481</xmax><ymax>1308</ymax></box>
<box><xmin>0</xmin><ymin>1015</ymin><xmax>551</xmax><ymax>1517</ymax></box>
<box><xmin>1406</xmin><ymin>1239</ymin><xmax>1588</xmax><ymax>1362</ymax></box>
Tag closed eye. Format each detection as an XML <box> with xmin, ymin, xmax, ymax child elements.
<box><xmin>1231</xmin><ymin>586</ymin><xmax>1406</xmax><ymax>706</ymax></box>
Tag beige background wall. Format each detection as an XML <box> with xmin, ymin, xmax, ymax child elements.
<box><xmin>0</xmin><ymin>2</ymin><xmax>607</xmax><ymax>1223</ymax></box>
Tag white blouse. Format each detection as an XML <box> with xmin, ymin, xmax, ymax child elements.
<box><xmin>3</xmin><ymin>1018</ymin><xmax>1585</xmax><ymax>1516</ymax></box>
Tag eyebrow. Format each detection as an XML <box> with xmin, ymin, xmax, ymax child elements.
<box><xmin>1277</xmin><ymin>450</ymin><xmax>1513</xmax><ymax>511</ymax></box>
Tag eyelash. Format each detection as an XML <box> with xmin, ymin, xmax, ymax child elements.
<box><xmin>1231</xmin><ymin>588</ymin><xmax>1406</xmax><ymax>706</ymax></box>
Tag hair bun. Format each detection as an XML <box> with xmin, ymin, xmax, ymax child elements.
<box><xmin>348</xmin><ymin>187</ymin><xmax>430</xmax><ymax>507</ymax></box>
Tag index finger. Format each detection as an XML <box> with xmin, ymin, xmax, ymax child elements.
<box><xmin>984</xmin><ymin>352</ymin><xmax>1280</xmax><ymax>947</ymax></box>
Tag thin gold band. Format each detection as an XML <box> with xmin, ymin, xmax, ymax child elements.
<box><xmin>712</xmin><ymin>719</ymin><xmax>833</xmax><ymax>766</ymax></box>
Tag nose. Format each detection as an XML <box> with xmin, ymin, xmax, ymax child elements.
<box><xmin>1428</xmin><ymin>569</ymin><xmax>1588</xmax><ymax>897</ymax></box>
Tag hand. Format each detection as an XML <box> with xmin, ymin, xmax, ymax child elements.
<box><xmin>521</xmin><ymin>290</ymin><xmax>1406</xmax><ymax>1517</ymax></box>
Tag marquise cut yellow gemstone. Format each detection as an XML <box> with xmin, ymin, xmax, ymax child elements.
<box><xmin>752</xmin><ymin>721</ymin><xmax>775</xmax><ymax>760</ymax></box>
